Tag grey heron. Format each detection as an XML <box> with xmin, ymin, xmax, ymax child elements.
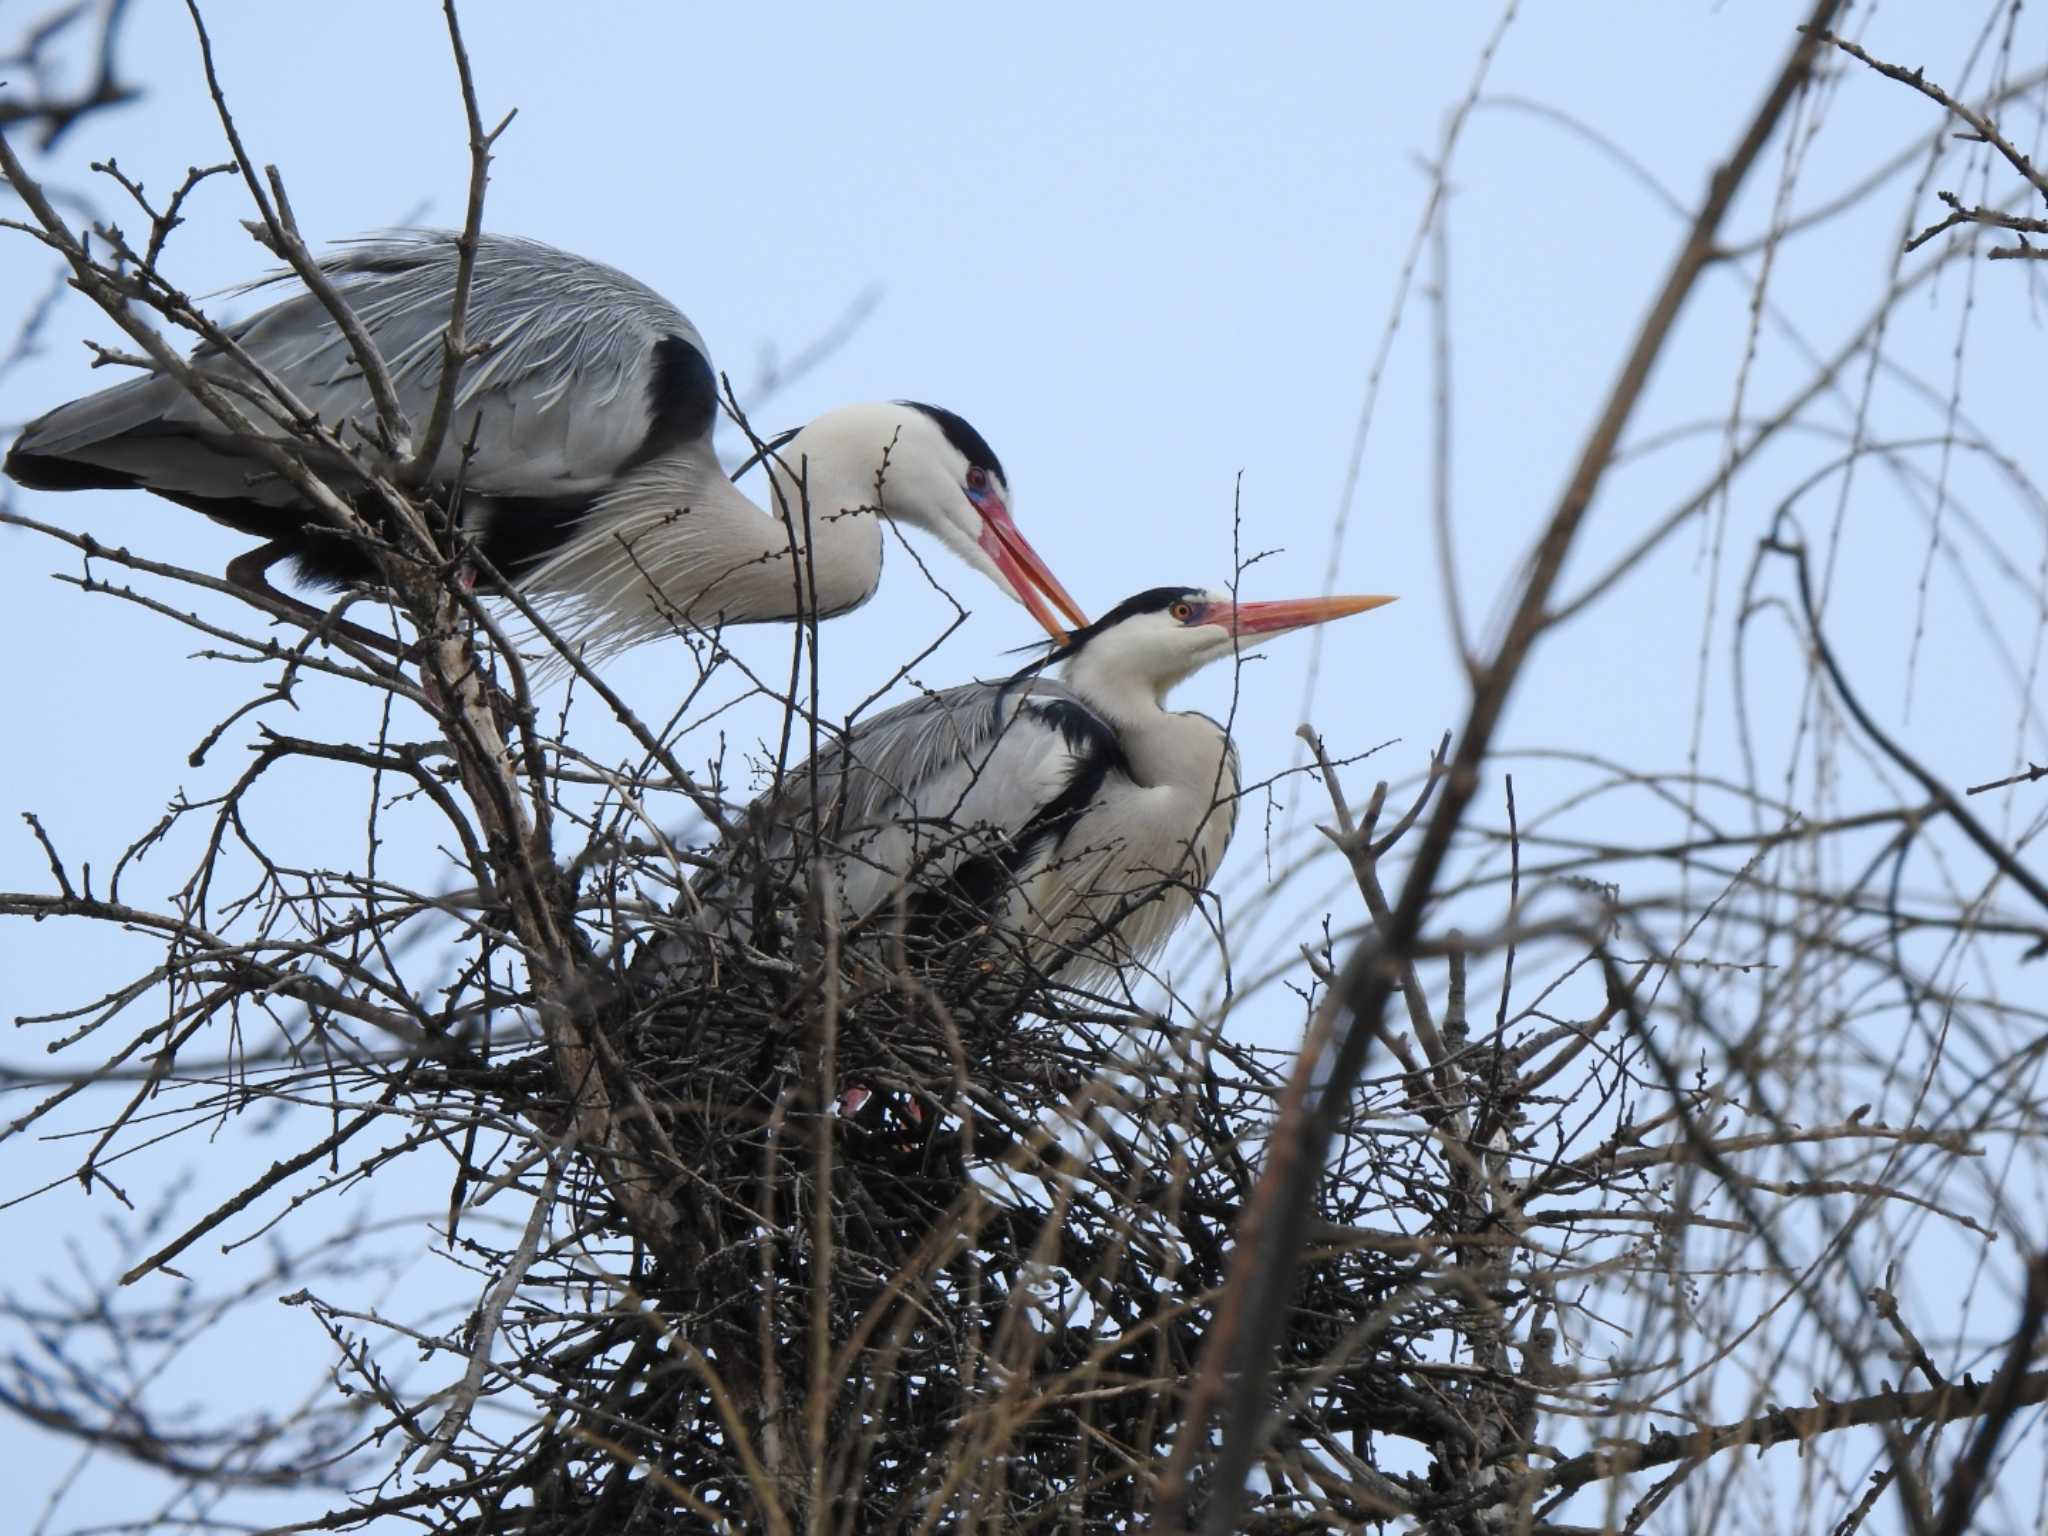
<box><xmin>697</xmin><ymin>584</ymin><xmax>1395</xmax><ymax>989</ymax></box>
<box><xmin>4</xmin><ymin>231</ymin><xmax>1087</xmax><ymax>655</ymax></box>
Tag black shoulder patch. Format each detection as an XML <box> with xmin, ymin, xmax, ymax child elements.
<box><xmin>627</xmin><ymin>333</ymin><xmax>718</xmax><ymax>470</ymax></box>
<box><xmin>898</xmin><ymin>401</ymin><xmax>1005</xmax><ymax>484</ymax></box>
<box><xmin>900</xmin><ymin>693</ymin><xmax>1129</xmax><ymax>946</ymax></box>
<box><xmin>1012</xmin><ymin>694</ymin><xmax>1130</xmax><ymax>862</ymax></box>
<box><xmin>1024</xmin><ymin>694</ymin><xmax>1123</xmax><ymax>764</ymax></box>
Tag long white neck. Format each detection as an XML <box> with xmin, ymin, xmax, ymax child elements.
<box><xmin>1059</xmin><ymin>649</ymin><xmax>1233</xmax><ymax>799</ymax></box>
<box><xmin>518</xmin><ymin>442</ymin><xmax>885</xmax><ymax>656</ymax></box>
<box><xmin>1037</xmin><ymin>648</ymin><xmax>1242</xmax><ymax>981</ymax></box>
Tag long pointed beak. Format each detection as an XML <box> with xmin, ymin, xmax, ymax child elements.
<box><xmin>976</xmin><ymin>493</ymin><xmax>1090</xmax><ymax>639</ymax></box>
<box><xmin>1213</xmin><ymin>592</ymin><xmax>1397</xmax><ymax>637</ymax></box>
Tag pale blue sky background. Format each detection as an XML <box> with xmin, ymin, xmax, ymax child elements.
<box><xmin>4</xmin><ymin>3</ymin><xmax>2046</xmax><ymax>1529</ymax></box>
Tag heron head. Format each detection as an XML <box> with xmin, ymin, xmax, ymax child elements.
<box><xmin>760</xmin><ymin>402</ymin><xmax>1084</xmax><ymax>638</ymax></box>
<box><xmin>884</xmin><ymin>402</ymin><xmax>1086</xmax><ymax>639</ymax></box>
<box><xmin>1055</xmin><ymin>586</ymin><xmax>1397</xmax><ymax>705</ymax></box>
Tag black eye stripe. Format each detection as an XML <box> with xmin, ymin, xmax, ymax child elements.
<box><xmin>897</xmin><ymin>401</ymin><xmax>1006</xmax><ymax>484</ymax></box>
<box><xmin>1048</xmin><ymin>586</ymin><xmax>1207</xmax><ymax>660</ymax></box>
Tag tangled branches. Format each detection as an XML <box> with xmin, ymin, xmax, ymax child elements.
<box><xmin>7</xmin><ymin>5</ymin><xmax>2048</xmax><ymax>1534</ymax></box>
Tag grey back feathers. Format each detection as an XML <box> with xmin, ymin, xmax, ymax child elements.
<box><xmin>710</xmin><ymin>672</ymin><xmax>1119</xmax><ymax>917</ymax></box>
<box><xmin>695</xmin><ymin>661</ymin><xmax>1239</xmax><ymax>991</ymax></box>
<box><xmin>6</xmin><ymin>232</ymin><xmax>735</xmax><ymax>629</ymax></box>
<box><xmin>229</xmin><ymin>232</ymin><xmax>714</xmax><ymax>495</ymax></box>
<box><xmin>11</xmin><ymin>233</ymin><xmax>711</xmax><ymax>505</ymax></box>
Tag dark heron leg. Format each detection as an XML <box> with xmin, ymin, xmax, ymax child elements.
<box><xmin>224</xmin><ymin>540</ymin><xmax>410</xmax><ymax>662</ymax></box>
<box><xmin>222</xmin><ymin>541</ymin><xmax>511</xmax><ymax>723</ymax></box>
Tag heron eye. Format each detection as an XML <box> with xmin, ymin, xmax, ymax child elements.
<box><xmin>966</xmin><ymin>465</ymin><xmax>990</xmax><ymax>493</ymax></box>
<box><xmin>1170</xmin><ymin>601</ymin><xmax>1195</xmax><ymax>622</ymax></box>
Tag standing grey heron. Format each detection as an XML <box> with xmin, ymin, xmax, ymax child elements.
<box><xmin>697</xmin><ymin>584</ymin><xmax>1395</xmax><ymax>989</ymax></box>
<box><xmin>4</xmin><ymin>231</ymin><xmax>1087</xmax><ymax>655</ymax></box>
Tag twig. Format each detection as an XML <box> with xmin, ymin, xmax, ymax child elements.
<box><xmin>1766</xmin><ymin>531</ymin><xmax>2048</xmax><ymax>933</ymax></box>
<box><xmin>1930</xmin><ymin>1252</ymin><xmax>2048</xmax><ymax>1536</ymax></box>
<box><xmin>181</xmin><ymin>1</ymin><xmax>412</xmax><ymax>453</ymax></box>
<box><xmin>397</xmin><ymin>0</ymin><xmax>517</xmax><ymax>485</ymax></box>
<box><xmin>1966</xmin><ymin>761</ymin><xmax>2047</xmax><ymax>796</ymax></box>
<box><xmin>414</xmin><ymin>1134</ymin><xmax>569</xmax><ymax>1473</ymax></box>
<box><xmin>1534</xmin><ymin>1363</ymin><xmax>2048</xmax><ymax>1502</ymax></box>
<box><xmin>1494</xmin><ymin>772</ymin><xmax>1519</xmax><ymax>1034</ymax></box>
<box><xmin>119</xmin><ymin>1089</ymin><xmax>397</xmax><ymax>1285</ymax></box>
<box><xmin>0</xmin><ymin>0</ymin><xmax>138</xmax><ymax>149</ymax></box>
<box><xmin>1177</xmin><ymin>10</ymin><xmax>1846</xmax><ymax>1528</ymax></box>
<box><xmin>1804</xmin><ymin>27</ymin><xmax>2048</xmax><ymax>207</ymax></box>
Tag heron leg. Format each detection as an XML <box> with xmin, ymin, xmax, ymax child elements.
<box><xmin>224</xmin><ymin>540</ymin><xmax>409</xmax><ymax>662</ymax></box>
<box><xmin>224</xmin><ymin>541</ymin><xmax>514</xmax><ymax>725</ymax></box>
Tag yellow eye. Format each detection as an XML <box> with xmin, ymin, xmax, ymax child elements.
<box><xmin>1170</xmin><ymin>601</ymin><xmax>1194</xmax><ymax>622</ymax></box>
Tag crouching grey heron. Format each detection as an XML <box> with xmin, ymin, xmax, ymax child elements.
<box><xmin>4</xmin><ymin>231</ymin><xmax>1087</xmax><ymax>656</ymax></box>
<box><xmin>697</xmin><ymin>584</ymin><xmax>1395</xmax><ymax>991</ymax></box>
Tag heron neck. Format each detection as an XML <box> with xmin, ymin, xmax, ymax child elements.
<box><xmin>1060</xmin><ymin>661</ymin><xmax>1230</xmax><ymax>795</ymax></box>
<box><xmin>516</xmin><ymin>450</ymin><xmax>885</xmax><ymax>655</ymax></box>
<box><xmin>753</xmin><ymin>455</ymin><xmax>889</xmax><ymax>617</ymax></box>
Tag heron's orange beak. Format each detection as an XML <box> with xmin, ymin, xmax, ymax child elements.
<box><xmin>976</xmin><ymin>493</ymin><xmax>1089</xmax><ymax>639</ymax></box>
<box><xmin>1214</xmin><ymin>593</ymin><xmax>1398</xmax><ymax>636</ymax></box>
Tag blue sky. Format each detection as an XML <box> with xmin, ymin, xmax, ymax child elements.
<box><xmin>5</xmin><ymin>3</ymin><xmax>2046</xmax><ymax>1528</ymax></box>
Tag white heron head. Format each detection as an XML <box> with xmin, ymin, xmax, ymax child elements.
<box><xmin>764</xmin><ymin>401</ymin><xmax>1086</xmax><ymax>639</ymax></box>
<box><xmin>1054</xmin><ymin>586</ymin><xmax>1397</xmax><ymax>714</ymax></box>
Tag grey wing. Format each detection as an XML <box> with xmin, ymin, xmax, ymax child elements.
<box><xmin>712</xmin><ymin>676</ymin><xmax>1100</xmax><ymax>918</ymax></box>
<box><xmin>9</xmin><ymin>231</ymin><xmax>714</xmax><ymax>505</ymax></box>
